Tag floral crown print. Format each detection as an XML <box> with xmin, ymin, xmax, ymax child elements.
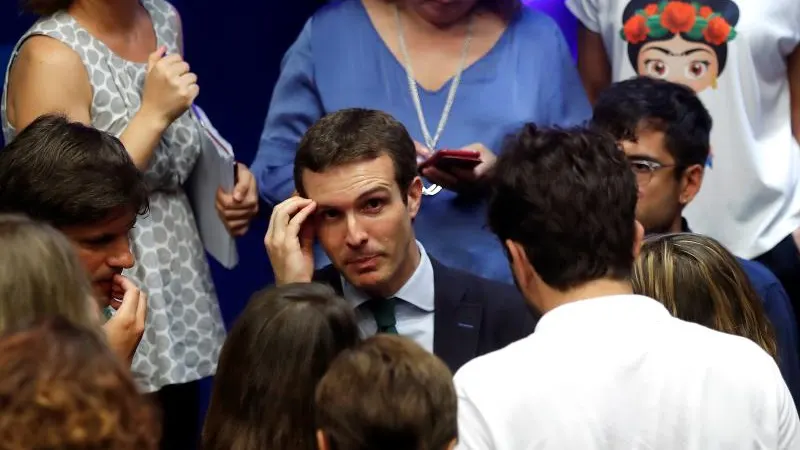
<box><xmin>620</xmin><ymin>1</ymin><xmax>737</xmax><ymax>46</ymax></box>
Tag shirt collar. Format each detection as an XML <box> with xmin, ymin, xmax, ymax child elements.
<box><xmin>534</xmin><ymin>295</ymin><xmax>670</xmax><ymax>335</ymax></box>
<box><xmin>340</xmin><ymin>240</ymin><xmax>435</xmax><ymax>312</ymax></box>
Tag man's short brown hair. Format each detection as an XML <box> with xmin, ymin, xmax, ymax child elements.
<box><xmin>315</xmin><ymin>335</ymin><xmax>457</xmax><ymax>450</ymax></box>
<box><xmin>293</xmin><ymin>108</ymin><xmax>417</xmax><ymax>200</ymax></box>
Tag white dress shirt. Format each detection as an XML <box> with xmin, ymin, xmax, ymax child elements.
<box><xmin>341</xmin><ymin>241</ymin><xmax>435</xmax><ymax>352</ymax></box>
<box><xmin>454</xmin><ymin>295</ymin><xmax>800</xmax><ymax>449</ymax></box>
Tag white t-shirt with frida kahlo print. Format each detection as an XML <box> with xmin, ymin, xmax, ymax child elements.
<box><xmin>566</xmin><ymin>0</ymin><xmax>800</xmax><ymax>259</ymax></box>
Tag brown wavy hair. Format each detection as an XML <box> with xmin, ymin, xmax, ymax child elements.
<box><xmin>202</xmin><ymin>283</ymin><xmax>360</xmax><ymax>450</ymax></box>
<box><xmin>0</xmin><ymin>316</ymin><xmax>160</xmax><ymax>450</ymax></box>
<box><xmin>633</xmin><ymin>233</ymin><xmax>778</xmax><ymax>360</ymax></box>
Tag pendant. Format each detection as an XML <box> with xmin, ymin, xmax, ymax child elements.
<box><xmin>422</xmin><ymin>183</ymin><xmax>442</xmax><ymax>196</ymax></box>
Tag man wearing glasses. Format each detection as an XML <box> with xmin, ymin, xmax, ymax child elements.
<box><xmin>591</xmin><ymin>76</ymin><xmax>800</xmax><ymax>407</ymax></box>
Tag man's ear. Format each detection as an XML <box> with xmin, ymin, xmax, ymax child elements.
<box><xmin>505</xmin><ymin>239</ymin><xmax>533</xmax><ymax>291</ymax></box>
<box><xmin>407</xmin><ymin>176</ymin><xmax>423</xmax><ymax>219</ymax></box>
<box><xmin>633</xmin><ymin>220</ymin><xmax>645</xmax><ymax>258</ymax></box>
<box><xmin>679</xmin><ymin>164</ymin><xmax>704</xmax><ymax>205</ymax></box>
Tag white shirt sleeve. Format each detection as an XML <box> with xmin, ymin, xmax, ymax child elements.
<box><xmin>775</xmin><ymin>363</ymin><xmax>800</xmax><ymax>449</ymax></box>
<box><xmin>564</xmin><ymin>0</ymin><xmax>602</xmax><ymax>33</ymax></box>
<box><xmin>455</xmin><ymin>384</ymin><xmax>495</xmax><ymax>450</ymax></box>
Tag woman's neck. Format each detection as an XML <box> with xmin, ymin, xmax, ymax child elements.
<box><xmin>395</xmin><ymin>1</ymin><xmax>476</xmax><ymax>35</ymax></box>
<box><xmin>69</xmin><ymin>0</ymin><xmax>142</xmax><ymax>33</ymax></box>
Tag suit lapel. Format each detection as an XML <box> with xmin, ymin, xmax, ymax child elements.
<box><xmin>431</xmin><ymin>258</ymin><xmax>482</xmax><ymax>373</ymax></box>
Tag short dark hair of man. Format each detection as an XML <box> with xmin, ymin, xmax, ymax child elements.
<box><xmin>0</xmin><ymin>114</ymin><xmax>149</xmax><ymax>228</ymax></box>
<box><xmin>294</xmin><ymin>108</ymin><xmax>417</xmax><ymax>200</ymax></box>
<box><xmin>488</xmin><ymin>125</ymin><xmax>638</xmax><ymax>291</ymax></box>
<box><xmin>315</xmin><ymin>335</ymin><xmax>457</xmax><ymax>450</ymax></box>
<box><xmin>591</xmin><ymin>76</ymin><xmax>713</xmax><ymax>173</ymax></box>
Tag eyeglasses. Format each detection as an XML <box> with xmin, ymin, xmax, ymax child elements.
<box><xmin>629</xmin><ymin>159</ymin><xmax>678</xmax><ymax>186</ymax></box>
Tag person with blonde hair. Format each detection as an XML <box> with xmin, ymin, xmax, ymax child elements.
<box><xmin>0</xmin><ymin>316</ymin><xmax>160</xmax><ymax>450</ymax></box>
<box><xmin>0</xmin><ymin>213</ymin><xmax>146</xmax><ymax>364</ymax></box>
<box><xmin>633</xmin><ymin>233</ymin><xmax>778</xmax><ymax>360</ymax></box>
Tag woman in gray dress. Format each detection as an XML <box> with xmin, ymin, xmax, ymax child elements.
<box><xmin>1</xmin><ymin>0</ymin><xmax>259</xmax><ymax>446</ymax></box>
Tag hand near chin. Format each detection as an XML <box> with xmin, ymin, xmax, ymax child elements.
<box><xmin>103</xmin><ymin>275</ymin><xmax>147</xmax><ymax>365</ymax></box>
<box><xmin>265</xmin><ymin>196</ymin><xmax>317</xmax><ymax>284</ymax></box>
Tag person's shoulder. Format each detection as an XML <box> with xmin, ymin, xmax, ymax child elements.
<box><xmin>454</xmin><ymin>333</ymin><xmax>531</xmax><ymax>384</ymax></box>
<box><xmin>434</xmin><ymin>259</ymin><xmax>522</xmax><ymax>303</ymax></box>
<box><xmin>674</xmin><ymin>317</ymin><xmax>777</xmax><ymax>370</ymax></box>
<box><xmin>736</xmin><ymin>257</ymin><xmax>782</xmax><ymax>292</ymax></box>
<box><xmin>312</xmin><ymin>0</ymin><xmax>364</xmax><ymax>22</ymax></box>
<box><xmin>513</xmin><ymin>5</ymin><xmax>564</xmax><ymax>39</ymax></box>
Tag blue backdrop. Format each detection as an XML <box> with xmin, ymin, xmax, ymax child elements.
<box><xmin>0</xmin><ymin>0</ymin><xmax>577</xmax><ymax>429</ymax></box>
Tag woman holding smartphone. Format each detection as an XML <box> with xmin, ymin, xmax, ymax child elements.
<box><xmin>252</xmin><ymin>0</ymin><xmax>590</xmax><ymax>284</ymax></box>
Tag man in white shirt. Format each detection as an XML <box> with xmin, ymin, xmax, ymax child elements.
<box><xmin>453</xmin><ymin>124</ymin><xmax>800</xmax><ymax>449</ymax></box>
<box><xmin>565</xmin><ymin>0</ymin><xmax>800</xmax><ymax>337</ymax></box>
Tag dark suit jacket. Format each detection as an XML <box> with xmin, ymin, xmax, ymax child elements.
<box><xmin>313</xmin><ymin>256</ymin><xmax>538</xmax><ymax>373</ymax></box>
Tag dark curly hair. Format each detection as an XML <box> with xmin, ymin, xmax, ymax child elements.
<box><xmin>0</xmin><ymin>317</ymin><xmax>161</xmax><ymax>450</ymax></box>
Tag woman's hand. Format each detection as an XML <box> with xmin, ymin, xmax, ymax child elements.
<box><xmin>216</xmin><ymin>163</ymin><xmax>259</xmax><ymax>236</ymax></box>
<box><xmin>420</xmin><ymin>142</ymin><xmax>497</xmax><ymax>194</ymax></box>
<box><xmin>139</xmin><ymin>46</ymin><xmax>199</xmax><ymax>128</ymax></box>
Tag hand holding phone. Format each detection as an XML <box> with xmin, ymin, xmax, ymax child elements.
<box><xmin>418</xmin><ymin>149</ymin><xmax>482</xmax><ymax>173</ymax></box>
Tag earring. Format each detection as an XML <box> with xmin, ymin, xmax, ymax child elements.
<box><xmin>712</xmin><ymin>74</ymin><xmax>718</xmax><ymax>90</ymax></box>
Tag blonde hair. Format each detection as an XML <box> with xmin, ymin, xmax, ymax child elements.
<box><xmin>633</xmin><ymin>233</ymin><xmax>777</xmax><ymax>360</ymax></box>
<box><xmin>0</xmin><ymin>214</ymin><xmax>98</xmax><ymax>334</ymax></box>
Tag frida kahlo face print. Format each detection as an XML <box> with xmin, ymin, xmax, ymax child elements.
<box><xmin>620</xmin><ymin>0</ymin><xmax>740</xmax><ymax>93</ymax></box>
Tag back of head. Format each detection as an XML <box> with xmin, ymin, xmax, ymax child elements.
<box><xmin>0</xmin><ymin>214</ymin><xmax>98</xmax><ymax>334</ymax></box>
<box><xmin>488</xmin><ymin>125</ymin><xmax>638</xmax><ymax>290</ymax></box>
<box><xmin>315</xmin><ymin>335</ymin><xmax>457</xmax><ymax>450</ymax></box>
<box><xmin>203</xmin><ymin>283</ymin><xmax>360</xmax><ymax>450</ymax></box>
<box><xmin>293</xmin><ymin>108</ymin><xmax>417</xmax><ymax>198</ymax></box>
<box><xmin>633</xmin><ymin>233</ymin><xmax>777</xmax><ymax>359</ymax></box>
<box><xmin>0</xmin><ymin>316</ymin><xmax>160</xmax><ymax>449</ymax></box>
<box><xmin>591</xmin><ymin>76</ymin><xmax>712</xmax><ymax>168</ymax></box>
<box><xmin>0</xmin><ymin>114</ymin><xmax>149</xmax><ymax>228</ymax></box>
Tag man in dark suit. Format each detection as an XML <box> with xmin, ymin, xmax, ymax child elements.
<box><xmin>264</xmin><ymin>108</ymin><xmax>536</xmax><ymax>373</ymax></box>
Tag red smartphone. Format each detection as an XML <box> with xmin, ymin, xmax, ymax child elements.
<box><xmin>418</xmin><ymin>149</ymin><xmax>481</xmax><ymax>172</ymax></box>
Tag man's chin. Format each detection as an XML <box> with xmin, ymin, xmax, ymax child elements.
<box><xmin>344</xmin><ymin>269</ymin><xmax>389</xmax><ymax>294</ymax></box>
<box><xmin>92</xmin><ymin>285</ymin><xmax>112</xmax><ymax>309</ymax></box>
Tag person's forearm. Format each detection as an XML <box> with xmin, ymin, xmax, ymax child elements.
<box><xmin>119</xmin><ymin>108</ymin><xmax>170</xmax><ymax>171</ymax></box>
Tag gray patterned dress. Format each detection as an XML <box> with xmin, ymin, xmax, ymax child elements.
<box><xmin>1</xmin><ymin>0</ymin><xmax>226</xmax><ymax>393</ymax></box>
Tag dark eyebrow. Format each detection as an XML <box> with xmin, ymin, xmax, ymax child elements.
<box><xmin>356</xmin><ymin>186</ymin><xmax>391</xmax><ymax>201</ymax></box>
<box><xmin>681</xmin><ymin>48</ymin><xmax>714</xmax><ymax>57</ymax></box>
<box><xmin>314</xmin><ymin>186</ymin><xmax>392</xmax><ymax>210</ymax></box>
<box><xmin>646</xmin><ymin>46</ymin><xmax>672</xmax><ymax>55</ymax></box>
<box><xmin>627</xmin><ymin>154</ymin><xmax>662</xmax><ymax>164</ymax></box>
<box><xmin>645</xmin><ymin>46</ymin><xmax>714</xmax><ymax>57</ymax></box>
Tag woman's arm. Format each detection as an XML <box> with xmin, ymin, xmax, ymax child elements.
<box><xmin>250</xmin><ymin>19</ymin><xmax>325</xmax><ymax>206</ymax></box>
<box><xmin>576</xmin><ymin>24</ymin><xmax>612</xmax><ymax>105</ymax></box>
<box><xmin>6</xmin><ymin>36</ymin><xmax>93</xmax><ymax>129</ymax></box>
<box><xmin>8</xmin><ymin>37</ymin><xmax>194</xmax><ymax>171</ymax></box>
<box><xmin>789</xmin><ymin>45</ymin><xmax>800</xmax><ymax>144</ymax></box>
